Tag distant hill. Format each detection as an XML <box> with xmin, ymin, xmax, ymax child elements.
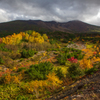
<box><xmin>61</xmin><ymin>20</ymin><xmax>100</xmax><ymax>33</ymax></box>
<box><xmin>0</xmin><ymin>20</ymin><xmax>100</xmax><ymax>37</ymax></box>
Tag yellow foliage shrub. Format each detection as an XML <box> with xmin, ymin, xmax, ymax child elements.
<box><xmin>47</xmin><ymin>73</ymin><xmax>62</xmax><ymax>90</ymax></box>
<box><xmin>2</xmin><ymin>33</ymin><xmax>22</xmax><ymax>45</ymax></box>
<box><xmin>4</xmin><ymin>73</ymin><xmax>22</xmax><ymax>84</ymax></box>
<box><xmin>79</xmin><ymin>59</ymin><xmax>93</xmax><ymax>69</ymax></box>
<box><xmin>4</xmin><ymin>72</ymin><xmax>12</xmax><ymax>84</ymax></box>
<box><xmin>80</xmin><ymin>47</ymin><xmax>100</xmax><ymax>69</ymax></box>
<box><xmin>1</xmin><ymin>30</ymin><xmax>48</xmax><ymax>45</ymax></box>
<box><xmin>43</xmin><ymin>34</ymin><xmax>48</xmax><ymax>41</ymax></box>
<box><xmin>23</xmin><ymin>72</ymin><xmax>62</xmax><ymax>98</ymax></box>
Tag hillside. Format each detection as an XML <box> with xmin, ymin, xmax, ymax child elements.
<box><xmin>0</xmin><ymin>30</ymin><xmax>100</xmax><ymax>99</ymax></box>
<box><xmin>61</xmin><ymin>20</ymin><xmax>100</xmax><ymax>33</ymax></box>
<box><xmin>0</xmin><ymin>20</ymin><xmax>100</xmax><ymax>37</ymax></box>
<box><xmin>47</xmin><ymin>69</ymin><xmax>100</xmax><ymax>100</ymax></box>
<box><xmin>0</xmin><ymin>20</ymin><xmax>71</xmax><ymax>37</ymax></box>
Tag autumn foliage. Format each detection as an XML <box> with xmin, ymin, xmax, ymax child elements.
<box><xmin>1</xmin><ymin>31</ymin><xmax>49</xmax><ymax>45</ymax></box>
<box><xmin>0</xmin><ymin>31</ymin><xmax>100</xmax><ymax>99</ymax></box>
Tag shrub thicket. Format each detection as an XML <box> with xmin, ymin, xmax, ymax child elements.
<box><xmin>21</xmin><ymin>49</ymin><xmax>35</xmax><ymax>58</ymax></box>
<box><xmin>67</xmin><ymin>63</ymin><xmax>84</xmax><ymax>79</ymax></box>
<box><xmin>55</xmin><ymin>68</ymin><xmax>64</xmax><ymax>79</ymax></box>
<box><xmin>25</xmin><ymin>62</ymin><xmax>53</xmax><ymax>80</ymax></box>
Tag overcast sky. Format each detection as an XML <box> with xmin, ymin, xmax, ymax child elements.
<box><xmin>0</xmin><ymin>0</ymin><xmax>100</xmax><ymax>26</ymax></box>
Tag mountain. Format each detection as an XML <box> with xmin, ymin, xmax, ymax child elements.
<box><xmin>0</xmin><ymin>20</ymin><xmax>100</xmax><ymax>37</ymax></box>
<box><xmin>61</xmin><ymin>20</ymin><xmax>100</xmax><ymax>33</ymax></box>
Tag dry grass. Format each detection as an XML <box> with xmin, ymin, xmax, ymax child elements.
<box><xmin>21</xmin><ymin>42</ymin><xmax>56</xmax><ymax>51</ymax></box>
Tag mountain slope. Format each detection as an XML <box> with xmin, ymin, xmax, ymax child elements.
<box><xmin>0</xmin><ymin>20</ymin><xmax>100</xmax><ymax>37</ymax></box>
<box><xmin>61</xmin><ymin>20</ymin><xmax>100</xmax><ymax>33</ymax></box>
<box><xmin>0</xmin><ymin>20</ymin><xmax>71</xmax><ymax>37</ymax></box>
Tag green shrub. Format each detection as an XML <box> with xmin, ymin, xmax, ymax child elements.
<box><xmin>47</xmin><ymin>48</ymin><xmax>59</xmax><ymax>51</ymax></box>
<box><xmin>55</xmin><ymin>68</ymin><xmax>64</xmax><ymax>79</ymax></box>
<box><xmin>61</xmin><ymin>47</ymin><xmax>70</xmax><ymax>53</ymax></box>
<box><xmin>63</xmin><ymin>39</ymin><xmax>68</xmax><ymax>43</ymax></box>
<box><xmin>67</xmin><ymin>53</ymin><xmax>74</xmax><ymax>58</ymax></box>
<box><xmin>85</xmin><ymin>66</ymin><xmax>98</xmax><ymax>75</ymax></box>
<box><xmin>96</xmin><ymin>54</ymin><xmax>100</xmax><ymax>58</ymax></box>
<box><xmin>77</xmin><ymin>54</ymin><xmax>84</xmax><ymax>60</ymax></box>
<box><xmin>21</xmin><ymin>49</ymin><xmax>35</xmax><ymax>58</ymax></box>
<box><xmin>68</xmin><ymin>41</ymin><xmax>74</xmax><ymax>44</ymax></box>
<box><xmin>67</xmin><ymin>63</ymin><xmax>84</xmax><ymax>79</ymax></box>
<box><xmin>57</xmin><ymin>53</ymin><xmax>67</xmax><ymax>65</ymax></box>
<box><xmin>0</xmin><ymin>57</ymin><xmax>4</xmax><ymax>64</ymax></box>
<box><xmin>73</xmin><ymin>53</ymin><xmax>84</xmax><ymax>60</ymax></box>
<box><xmin>57</xmin><ymin>48</ymin><xmax>84</xmax><ymax>65</ymax></box>
<box><xmin>25</xmin><ymin>62</ymin><xmax>53</xmax><ymax>80</ymax></box>
<box><xmin>16</xmin><ymin>95</ymin><xmax>28</xmax><ymax>100</ymax></box>
<box><xmin>0</xmin><ymin>75</ymin><xmax>5</xmax><ymax>84</ymax></box>
<box><xmin>0</xmin><ymin>43</ymin><xmax>11</xmax><ymax>52</ymax></box>
<box><xmin>17</xmin><ymin>67</ymin><xmax>26</xmax><ymax>72</ymax></box>
<box><xmin>49</xmin><ymin>39</ymin><xmax>57</xmax><ymax>44</ymax></box>
<box><xmin>57</xmin><ymin>52</ymin><xmax>74</xmax><ymax>65</ymax></box>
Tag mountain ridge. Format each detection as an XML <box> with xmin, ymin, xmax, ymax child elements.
<box><xmin>0</xmin><ymin>20</ymin><xmax>100</xmax><ymax>37</ymax></box>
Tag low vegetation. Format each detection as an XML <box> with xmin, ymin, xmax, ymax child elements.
<box><xmin>0</xmin><ymin>30</ymin><xmax>100</xmax><ymax>99</ymax></box>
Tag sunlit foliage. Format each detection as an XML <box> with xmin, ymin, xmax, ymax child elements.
<box><xmin>1</xmin><ymin>31</ymin><xmax>49</xmax><ymax>45</ymax></box>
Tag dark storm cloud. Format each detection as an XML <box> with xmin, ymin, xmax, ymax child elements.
<box><xmin>0</xmin><ymin>0</ymin><xmax>100</xmax><ymax>25</ymax></box>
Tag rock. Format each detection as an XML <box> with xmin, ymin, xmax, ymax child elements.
<box><xmin>76</xmin><ymin>95</ymin><xmax>83</xmax><ymax>97</ymax></box>
<box><xmin>67</xmin><ymin>43</ymin><xmax>86</xmax><ymax>50</ymax></box>
<box><xmin>3</xmin><ymin>67</ymin><xmax>8</xmax><ymax>71</ymax></box>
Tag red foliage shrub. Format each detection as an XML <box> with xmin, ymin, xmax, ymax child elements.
<box><xmin>67</xmin><ymin>57</ymin><xmax>78</xmax><ymax>63</ymax></box>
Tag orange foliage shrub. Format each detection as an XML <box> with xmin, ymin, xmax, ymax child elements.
<box><xmin>4</xmin><ymin>73</ymin><xmax>22</xmax><ymax>84</ymax></box>
<box><xmin>79</xmin><ymin>46</ymin><xmax>100</xmax><ymax>69</ymax></box>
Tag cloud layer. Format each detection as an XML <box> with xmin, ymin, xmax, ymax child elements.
<box><xmin>0</xmin><ymin>0</ymin><xmax>100</xmax><ymax>25</ymax></box>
